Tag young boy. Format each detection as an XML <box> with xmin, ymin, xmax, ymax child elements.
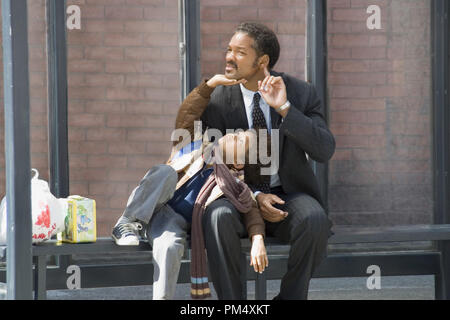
<box><xmin>111</xmin><ymin>76</ymin><xmax>268</xmax><ymax>299</ymax></box>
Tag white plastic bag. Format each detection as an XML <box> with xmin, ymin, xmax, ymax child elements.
<box><xmin>30</xmin><ymin>169</ymin><xmax>65</xmax><ymax>243</ymax></box>
<box><xmin>0</xmin><ymin>169</ymin><xmax>65</xmax><ymax>245</ymax></box>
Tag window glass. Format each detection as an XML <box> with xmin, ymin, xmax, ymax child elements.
<box><xmin>66</xmin><ymin>0</ymin><xmax>180</xmax><ymax>235</ymax></box>
<box><xmin>327</xmin><ymin>1</ymin><xmax>433</xmax><ymax>229</ymax></box>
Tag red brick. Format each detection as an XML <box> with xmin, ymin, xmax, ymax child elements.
<box><xmin>331</xmin><ymin>86</ymin><xmax>372</xmax><ymax>98</ymax></box>
<box><xmin>105</xmin><ymin>7</ymin><xmax>144</xmax><ymax>20</ymax></box>
<box><xmin>86</xmin><ymin>128</ymin><xmax>127</xmax><ymax>141</ymax></box>
<box><xmin>124</xmin><ymin>74</ymin><xmax>163</xmax><ymax>87</ymax></box>
<box><xmin>104</xmin><ymin>33</ymin><xmax>144</xmax><ymax>47</ymax></box>
<box><xmin>144</xmin><ymin>7</ymin><xmax>178</xmax><ymax>20</ymax></box>
<box><xmin>86</xmin><ymin>101</ymin><xmax>125</xmax><ymax>114</ymax></box>
<box><xmin>84</xmin><ymin>20</ymin><xmax>125</xmax><ymax>32</ymax></box>
<box><xmin>258</xmin><ymin>8</ymin><xmax>295</xmax><ymax>20</ymax></box>
<box><xmin>330</xmin><ymin>123</ymin><xmax>350</xmax><ymax>135</ymax></box>
<box><xmin>328</xmin><ymin>0</ymin><xmax>351</xmax><ymax>8</ymax></box>
<box><xmin>70</xmin><ymin>141</ymin><xmax>108</xmax><ymax>154</ymax></box>
<box><xmin>332</xmin><ymin>149</ymin><xmax>352</xmax><ymax>161</ymax></box>
<box><xmin>201</xmin><ymin>22</ymin><xmax>241</xmax><ymax>35</ymax></box>
<box><xmin>124</xmin><ymin>21</ymin><xmax>164</xmax><ymax>33</ymax></box>
<box><xmin>107</xmin><ymin>114</ymin><xmax>148</xmax><ymax>127</ymax></box>
<box><xmin>69</xmin><ymin>86</ymin><xmax>106</xmax><ymax>99</ymax></box>
<box><xmin>350</xmin><ymin>124</ymin><xmax>385</xmax><ymax>135</ymax></box>
<box><xmin>108</xmin><ymin>142</ymin><xmax>147</xmax><ymax>155</ymax></box>
<box><xmin>221</xmin><ymin>8</ymin><xmax>258</xmax><ymax>21</ymax></box>
<box><xmin>332</xmin><ymin>8</ymin><xmax>367</xmax><ymax>21</ymax></box>
<box><xmin>351</xmin><ymin>47</ymin><xmax>386</xmax><ymax>59</ymax></box>
<box><xmin>69</xmin><ymin>154</ymin><xmax>88</xmax><ymax>168</ymax></box>
<box><xmin>70</xmin><ymin>168</ymin><xmax>110</xmax><ymax>183</ymax></box>
<box><xmin>335</xmin><ymin>135</ymin><xmax>369</xmax><ymax>148</ymax></box>
<box><xmin>124</xmin><ymin>47</ymin><xmax>161</xmax><ymax>60</ymax></box>
<box><xmin>352</xmin><ymin>148</ymin><xmax>387</xmax><ymax>161</ymax></box>
<box><xmin>329</xmin><ymin>73</ymin><xmax>386</xmax><ymax>86</ymax></box>
<box><xmin>85</xmin><ymin>74</ymin><xmax>124</xmax><ymax>87</ymax></box>
<box><xmin>89</xmin><ymin>182</ymin><xmax>130</xmax><ymax>196</ymax></box>
<box><xmin>125</xmin><ymin>0</ymin><xmax>164</xmax><ymax>5</ymax></box>
<box><xmin>70</xmin><ymin>182</ymin><xmax>89</xmax><ymax>197</ymax></box>
<box><xmin>69</xmin><ymin>114</ymin><xmax>106</xmax><ymax>127</ymax></box>
<box><xmin>331</xmin><ymin>60</ymin><xmax>368</xmax><ymax>72</ymax></box>
<box><xmin>331</xmin><ymin>34</ymin><xmax>370</xmax><ymax>47</ymax></box>
<box><xmin>67</xmin><ymin>31</ymin><xmax>104</xmax><ymax>46</ymax></box>
<box><xmin>144</xmin><ymin>33</ymin><xmax>178</xmax><ymax>47</ymax></box>
<box><xmin>88</xmin><ymin>155</ymin><xmax>127</xmax><ymax>168</ymax></box>
<box><xmin>108</xmin><ymin>168</ymin><xmax>148</xmax><ymax>182</ymax></box>
<box><xmin>125</xmin><ymin>101</ymin><xmax>163</xmax><ymax>114</ymax></box>
<box><xmin>127</xmin><ymin>155</ymin><xmax>165</xmax><ymax>169</ymax></box>
<box><xmin>77</xmin><ymin>5</ymin><xmax>105</xmax><ymax>19</ymax></box>
<box><xmin>331</xmin><ymin>111</ymin><xmax>368</xmax><ymax>123</ymax></box>
<box><xmin>105</xmin><ymin>61</ymin><xmax>144</xmax><ymax>73</ymax></box>
<box><xmin>106</xmin><ymin>88</ymin><xmax>147</xmax><ymax>100</ymax></box>
<box><xmin>278</xmin><ymin>22</ymin><xmax>306</xmax><ymax>34</ymax></box>
<box><xmin>201</xmin><ymin>7</ymin><xmax>220</xmax><ymax>21</ymax></box>
<box><xmin>127</xmin><ymin>128</ymin><xmax>166</xmax><ymax>141</ymax></box>
<box><xmin>85</xmin><ymin>47</ymin><xmax>124</xmax><ymax>60</ymax></box>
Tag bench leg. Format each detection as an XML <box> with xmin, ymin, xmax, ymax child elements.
<box><xmin>240</xmin><ymin>253</ymin><xmax>247</xmax><ymax>300</ymax></box>
<box><xmin>255</xmin><ymin>272</ymin><xmax>267</xmax><ymax>300</ymax></box>
<box><xmin>436</xmin><ymin>240</ymin><xmax>450</xmax><ymax>300</ymax></box>
<box><xmin>33</xmin><ymin>255</ymin><xmax>47</xmax><ymax>300</ymax></box>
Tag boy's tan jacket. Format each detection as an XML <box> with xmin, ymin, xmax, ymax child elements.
<box><xmin>165</xmin><ymin>81</ymin><xmax>265</xmax><ymax>239</ymax></box>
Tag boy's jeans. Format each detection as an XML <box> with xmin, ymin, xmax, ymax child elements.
<box><xmin>122</xmin><ymin>164</ymin><xmax>190</xmax><ymax>300</ymax></box>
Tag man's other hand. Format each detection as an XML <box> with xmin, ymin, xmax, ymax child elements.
<box><xmin>257</xmin><ymin>67</ymin><xmax>287</xmax><ymax>109</ymax></box>
<box><xmin>255</xmin><ymin>193</ymin><xmax>288</xmax><ymax>223</ymax></box>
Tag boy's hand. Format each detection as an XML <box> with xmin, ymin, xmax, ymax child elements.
<box><xmin>250</xmin><ymin>234</ymin><xmax>268</xmax><ymax>273</ymax></box>
<box><xmin>206</xmin><ymin>74</ymin><xmax>247</xmax><ymax>89</ymax></box>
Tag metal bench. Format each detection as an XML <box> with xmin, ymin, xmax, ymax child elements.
<box><xmin>2</xmin><ymin>224</ymin><xmax>450</xmax><ymax>300</ymax></box>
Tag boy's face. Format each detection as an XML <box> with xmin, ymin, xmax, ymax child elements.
<box><xmin>217</xmin><ymin>131</ymin><xmax>255</xmax><ymax>170</ymax></box>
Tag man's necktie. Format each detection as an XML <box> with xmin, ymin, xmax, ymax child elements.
<box><xmin>251</xmin><ymin>93</ymin><xmax>271</xmax><ymax>194</ymax></box>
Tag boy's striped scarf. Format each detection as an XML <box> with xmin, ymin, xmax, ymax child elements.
<box><xmin>190</xmin><ymin>161</ymin><xmax>254</xmax><ymax>299</ymax></box>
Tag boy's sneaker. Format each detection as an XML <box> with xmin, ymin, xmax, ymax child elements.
<box><xmin>112</xmin><ymin>221</ymin><xmax>143</xmax><ymax>246</ymax></box>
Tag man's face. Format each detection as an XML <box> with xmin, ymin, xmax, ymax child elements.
<box><xmin>225</xmin><ymin>32</ymin><xmax>261</xmax><ymax>81</ymax></box>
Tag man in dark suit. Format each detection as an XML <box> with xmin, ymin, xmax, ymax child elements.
<box><xmin>200</xmin><ymin>22</ymin><xmax>335</xmax><ymax>300</ymax></box>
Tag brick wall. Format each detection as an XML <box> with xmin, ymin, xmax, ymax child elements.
<box><xmin>200</xmin><ymin>0</ymin><xmax>307</xmax><ymax>81</ymax></box>
<box><xmin>327</xmin><ymin>0</ymin><xmax>433</xmax><ymax>226</ymax></box>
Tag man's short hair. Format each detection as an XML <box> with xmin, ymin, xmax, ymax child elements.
<box><xmin>235</xmin><ymin>22</ymin><xmax>281</xmax><ymax>70</ymax></box>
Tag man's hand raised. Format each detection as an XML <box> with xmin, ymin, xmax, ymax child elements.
<box><xmin>206</xmin><ymin>74</ymin><xmax>247</xmax><ymax>89</ymax></box>
<box><xmin>256</xmin><ymin>193</ymin><xmax>289</xmax><ymax>223</ymax></box>
<box><xmin>258</xmin><ymin>67</ymin><xmax>287</xmax><ymax>110</ymax></box>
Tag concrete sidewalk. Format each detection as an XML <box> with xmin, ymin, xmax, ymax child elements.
<box><xmin>45</xmin><ymin>275</ymin><xmax>435</xmax><ymax>300</ymax></box>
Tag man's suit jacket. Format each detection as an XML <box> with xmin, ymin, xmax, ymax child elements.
<box><xmin>200</xmin><ymin>71</ymin><xmax>335</xmax><ymax>207</ymax></box>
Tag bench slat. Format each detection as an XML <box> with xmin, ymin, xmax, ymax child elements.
<box><xmin>330</xmin><ymin>224</ymin><xmax>450</xmax><ymax>244</ymax></box>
